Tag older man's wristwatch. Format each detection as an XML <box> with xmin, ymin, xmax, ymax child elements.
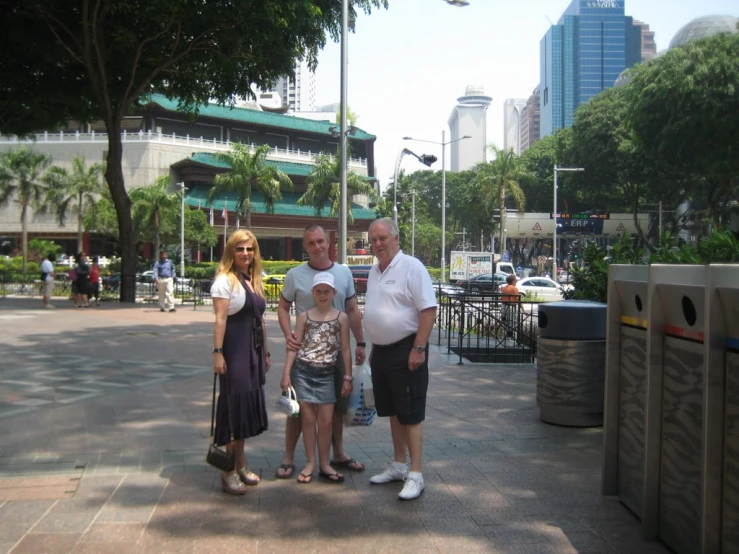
<box><xmin>413</xmin><ymin>345</ymin><xmax>426</xmax><ymax>353</ymax></box>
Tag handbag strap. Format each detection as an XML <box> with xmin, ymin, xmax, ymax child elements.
<box><xmin>210</xmin><ymin>373</ymin><xmax>235</xmax><ymax>443</ymax></box>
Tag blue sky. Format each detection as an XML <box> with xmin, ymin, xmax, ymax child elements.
<box><xmin>314</xmin><ymin>0</ymin><xmax>737</xmax><ymax>192</ymax></box>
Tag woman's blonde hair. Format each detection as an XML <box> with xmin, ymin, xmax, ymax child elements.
<box><xmin>216</xmin><ymin>229</ymin><xmax>265</xmax><ymax>298</ymax></box>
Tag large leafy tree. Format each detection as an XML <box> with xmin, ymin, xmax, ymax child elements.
<box><xmin>0</xmin><ymin>0</ymin><xmax>387</xmax><ymax>301</ymax></box>
<box><xmin>472</xmin><ymin>147</ymin><xmax>528</xmax><ymax>257</ymax></box>
<box><xmin>299</xmin><ymin>150</ymin><xmax>379</xmax><ymax>224</ymax></box>
<box><xmin>208</xmin><ymin>144</ymin><xmax>293</xmax><ymax>229</ymax></box>
<box><xmin>625</xmin><ymin>32</ymin><xmax>739</xmax><ymax>226</ymax></box>
<box><xmin>0</xmin><ymin>146</ymin><xmax>52</xmax><ymax>273</ymax></box>
<box><xmin>129</xmin><ymin>176</ymin><xmax>180</xmax><ymax>258</ymax></box>
<box><xmin>43</xmin><ymin>156</ymin><xmax>106</xmax><ymax>253</ymax></box>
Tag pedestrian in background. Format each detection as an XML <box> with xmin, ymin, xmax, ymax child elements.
<box><xmin>89</xmin><ymin>257</ymin><xmax>101</xmax><ymax>307</ymax></box>
<box><xmin>40</xmin><ymin>252</ymin><xmax>56</xmax><ymax>309</ymax></box>
<box><xmin>210</xmin><ymin>230</ymin><xmax>270</xmax><ymax>495</ymax></box>
<box><xmin>74</xmin><ymin>252</ymin><xmax>91</xmax><ymax>308</ymax></box>
<box><xmin>153</xmin><ymin>250</ymin><xmax>176</xmax><ymax>312</ymax></box>
<box><xmin>363</xmin><ymin>218</ymin><xmax>437</xmax><ymax>501</ymax></box>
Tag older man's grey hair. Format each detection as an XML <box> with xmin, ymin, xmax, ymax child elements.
<box><xmin>369</xmin><ymin>217</ymin><xmax>399</xmax><ymax>238</ymax></box>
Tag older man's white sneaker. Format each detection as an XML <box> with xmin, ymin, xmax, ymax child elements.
<box><xmin>369</xmin><ymin>463</ymin><xmax>408</xmax><ymax>484</ymax></box>
<box><xmin>398</xmin><ymin>474</ymin><xmax>425</xmax><ymax>500</ymax></box>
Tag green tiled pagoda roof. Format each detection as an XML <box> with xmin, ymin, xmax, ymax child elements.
<box><xmin>186</xmin><ymin>152</ymin><xmax>315</xmax><ymax>177</ymax></box>
<box><xmin>185</xmin><ymin>185</ymin><xmax>376</xmax><ymax>220</ymax></box>
<box><xmin>146</xmin><ymin>94</ymin><xmax>375</xmax><ymax>140</ymax></box>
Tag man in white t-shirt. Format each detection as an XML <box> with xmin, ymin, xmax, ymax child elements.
<box><xmin>275</xmin><ymin>224</ymin><xmax>367</xmax><ymax>479</ymax></box>
<box><xmin>363</xmin><ymin>218</ymin><xmax>437</xmax><ymax>500</ymax></box>
<box><xmin>40</xmin><ymin>253</ymin><xmax>57</xmax><ymax>309</ymax></box>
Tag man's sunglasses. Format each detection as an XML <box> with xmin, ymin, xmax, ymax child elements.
<box><xmin>235</xmin><ymin>246</ymin><xmax>255</xmax><ymax>253</ymax></box>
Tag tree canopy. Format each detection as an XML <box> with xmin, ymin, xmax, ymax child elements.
<box><xmin>0</xmin><ymin>0</ymin><xmax>387</xmax><ymax>301</ymax></box>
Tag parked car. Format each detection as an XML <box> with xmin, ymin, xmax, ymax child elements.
<box><xmin>517</xmin><ymin>277</ymin><xmax>566</xmax><ymax>302</ymax></box>
<box><xmin>430</xmin><ymin>277</ymin><xmax>464</xmax><ymax>297</ymax></box>
<box><xmin>350</xmin><ymin>269</ymin><xmax>369</xmax><ymax>294</ymax></box>
<box><xmin>456</xmin><ymin>273</ymin><xmax>508</xmax><ymax>293</ymax></box>
<box><xmin>102</xmin><ymin>272</ymin><xmax>121</xmax><ymax>291</ymax></box>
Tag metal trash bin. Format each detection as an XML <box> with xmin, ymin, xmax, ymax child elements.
<box><xmin>536</xmin><ymin>300</ymin><xmax>607</xmax><ymax>427</ymax></box>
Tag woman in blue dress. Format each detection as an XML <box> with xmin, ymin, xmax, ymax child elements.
<box><xmin>210</xmin><ymin>230</ymin><xmax>270</xmax><ymax>495</ymax></box>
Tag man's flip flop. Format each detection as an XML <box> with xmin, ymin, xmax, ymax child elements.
<box><xmin>275</xmin><ymin>463</ymin><xmax>295</xmax><ymax>479</ymax></box>
<box><xmin>330</xmin><ymin>458</ymin><xmax>365</xmax><ymax>472</ymax></box>
<box><xmin>319</xmin><ymin>471</ymin><xmax>345</xmax><ymax>483</ymax></box>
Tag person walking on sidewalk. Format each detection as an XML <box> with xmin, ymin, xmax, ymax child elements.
<box><xmin>153</xmin><ymin>250</ymin><xmax>176</xmax><ymax>312</ymax></box>
<box><xmin>210</xmin><ymin>230</ymin><xmax>271</xmax><ymax>495</ymax></box>
<box><xmin>275</xmin><ymin>224</ymin><xmax>367</xmax><ymax>479</ymax></box>
<box><xmin>89</xmin><ymin>257</ymin><xmax>101</xmax><ymax>307</ymax></box>
<box><xmin>280</xmin><ymin>272</ymin><xmax>353</xmax><ymax>484</ymax></box>
<box><xmin>40</xmin><ymin>253</ymin><xmax>56</xmax><ymax>309</ymax></box>
<box><xmin>363</xmin><ymin>218</ymin><xmax>437</xmax><ymax>501</ymax></box>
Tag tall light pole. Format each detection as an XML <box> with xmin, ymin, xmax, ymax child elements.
<box><xmin>411</xmin><ymin>188</ymin><xmax>416</xmax><ymax>257</ymax></box>
<box><xmin>404</xmin><ymin>133</ymin><xmax>470</xmax><ymax>282</ymax></box>
<box><xmin>176</xmin><ymin>182</ymin><xmax>186</xmax><ymax>280</ymax></box>
<box><xmin>553</xmin><ymin>165</ymin><xmax>584</xmax><ymax>282</ymax></box>
<box><xmin>338</xmin><ymin>0</ymin><xmax>349</xmax><ymax>264</ymax></box>
<box><xmin>392</xmin><ymin>148</ymin><xmax>436</xmax><ymax>227</ymax></box>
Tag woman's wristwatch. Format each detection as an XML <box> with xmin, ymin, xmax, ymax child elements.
<box><xmin>343</xmin><ymin>375</ymin><xmax>354</xmax><ymax>381</ymax></box>
<box><xmin>212</xmin><ymin>347</ymin><xmax>223</xmax><ymax>354</ymax></box>
<box><xmin>356</xmin><ymin>342</ymin><xmax>366</xmax><ymax>347</ymax></box>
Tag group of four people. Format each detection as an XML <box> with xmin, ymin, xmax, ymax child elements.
<box><xmin>209</xmin><ymin>218</ymin><xmax>437</xmax><ymax>501</ymax></box>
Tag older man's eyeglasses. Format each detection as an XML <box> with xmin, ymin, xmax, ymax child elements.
<box><xmin>235</xmin><ymin>246</ymin><xmax>255</xmax><ymax>253</ymax></box>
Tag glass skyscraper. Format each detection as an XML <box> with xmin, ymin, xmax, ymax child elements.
<box><xmin>540</xmin><ymin>0</ymin><xmax>642</xmax><ymax>137</ymax></box>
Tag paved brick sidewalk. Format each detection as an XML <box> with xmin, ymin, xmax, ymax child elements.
<box><xmin>0</xmin><ymin>298</ymin><xmax>667</xmax><ymax>553</ymax></box>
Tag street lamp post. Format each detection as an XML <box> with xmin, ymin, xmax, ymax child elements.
<box><xmin>338</xmin><ymin>0</ymin><xmax>349</xmax><ymax>264</ymax></box>
<box><xmin>404</xmin><ymin>133</ymin><xmax>470</xmax><ymax>282</ymax></box>
<box><xmin>392</xmin><ymin>148</ymin><xmax>436</xmax><ymax>227</ymax></box>
<box><xmin>176</xmin><ymin>182</ymin><xmax>186</xmax><ymax>280</ymax></box>
<box><xmin>398</xmin><ymin>189</ymin><xmax>417</xmax><ymax>257</ymax></box>
<box><xmin>553</xmin><ymin>165</ymin><xmax>584</xmax><ymax>282</ymax></box>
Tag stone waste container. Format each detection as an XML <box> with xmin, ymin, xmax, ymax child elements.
<box><xmin>536</xmin><ymin>300</ymin><xmax>607</xmax><ymax>427</ymax></box>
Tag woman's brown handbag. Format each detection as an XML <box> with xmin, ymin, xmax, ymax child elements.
<box><xmin>205</xmin><ymin>373</ymin><xmax>235</xmax><ymax>472</ymax></box>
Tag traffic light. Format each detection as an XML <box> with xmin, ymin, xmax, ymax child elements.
<box><xmin>420</xmin><ymin>154</ymin><xmax>437</xmax><ymax>167</ymax></box>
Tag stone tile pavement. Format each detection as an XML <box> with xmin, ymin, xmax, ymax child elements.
<box><xmin>0</xmin><ymin>298</ymin><xmax>669</xmax><ymax>553</ymax></box>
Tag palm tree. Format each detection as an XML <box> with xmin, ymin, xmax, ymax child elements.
<box><xmin>129</xmin><ymin>175</ymin><xmax>180</xmax><ymax>257</ymax></box>
<box><xmin>298</xmin><ymin>150</ymin><xmax>379</xmax><ymax>224</ymax></box>
<box><xmin>207</xmin><ymin>143</ymin><xmax>293</xmax><ymax>229</ymax></box>
<box><xmin>43</xmin><ymin>156</ymin><xmax>106</xmax><ymax>253</ymax></box>
<box><xmin>473</xmin><ymin>146</ymin><xmax>528</xmax><ymax>257</ymax></box>
<box><xmin>0</xmin><ymin>146</ymin><xmax>52</xmax><ymax>273</ymax></box>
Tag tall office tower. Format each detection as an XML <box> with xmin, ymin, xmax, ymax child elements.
<box><xmin>267</xmin><ymin>59</ymin><xmax>316</xmax><ymax>112</ymax></box>
<box><xmin>519</xmin><ymin>86</ymin><xmax>541</xmax><ymax>154</ymax></box>
<box><xmin>539</xmin><ymin>0</ymin><xmax>642</xmax><ymax>138</ymax></box>
<box><xmin>447</xmin><ymin>85</ymin><xmax>493</xmax><ymax>172</ymax></box>
<box><xmin>633</xmin><ymin>20</ymin><xmax>657</xmax><ymax>61</ymax></box>
<box><xmin>503</xmin><ymin>98</ymin><xmax>528</xmax><ymax>155</ymax></box>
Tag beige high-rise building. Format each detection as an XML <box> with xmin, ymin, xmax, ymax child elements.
<box><xmin>634</xmin><ymin>20</ymin><xmax>657</xmax><ymax>61</ymax></box>
<box><xmin>503</xmin><ymin>98</ymin><xmax>527</xmax><ymax>155</ymax></box>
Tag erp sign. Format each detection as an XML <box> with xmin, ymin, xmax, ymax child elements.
<box><xmin>551</xmin><ymin>213</ymin><xmax>607</xmax><ymax>234</ymax></box>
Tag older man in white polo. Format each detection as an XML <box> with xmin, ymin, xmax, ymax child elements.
<box><xmin>364</xmin><ymin>218</ymin><xmax>437</xmax><ymax>500</ymax></box>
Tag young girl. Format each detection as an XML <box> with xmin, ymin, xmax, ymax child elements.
<box><xmin>281</xmin><ymin>272</ymin><xmax>352</xmax><ymax>484</ymax></box>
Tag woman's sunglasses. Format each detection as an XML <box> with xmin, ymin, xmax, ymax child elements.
<box><xmin>235</xmin><ymin>246</ymin><xmax>255</xmax><ymax>253</ymax></box>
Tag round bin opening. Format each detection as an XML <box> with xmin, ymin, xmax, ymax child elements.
<box><xmin>635</xmin><ymin>294</ymin><xmax>643</xmax><ymax>312</ymax></box>
<box><xmin>539</xmin><ymin>313</ymin><xmax>548</xmax><ymax>328</ymax></box>
<box><xmin>681</xmin><ymin>296</ymin><xmax>697</xmax><ymax>327</ymax></box>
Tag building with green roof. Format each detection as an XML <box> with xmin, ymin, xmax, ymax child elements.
<box><xmin>0</xmin><ymin>94</ymin><xmax>378</xmax><ymax>260</ymax></box>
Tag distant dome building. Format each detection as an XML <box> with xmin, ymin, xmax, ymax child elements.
<box><xmin>614</xmin><ymin>15</ymin><xmax>737</xmax><ymax>88</ymax></box>
<box><xmin>669</xmin><ymin>15</ymin><xmax>738</xmax><ymax>49</ymax></box>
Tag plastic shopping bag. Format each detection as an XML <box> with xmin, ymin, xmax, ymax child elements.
<box><xmin>343</xmin><ymin>363</ymin><xmax>376</xmax><ymax>427</ymax></box>
<box><xmin>358</xmin><ymin>362</ymin><xmax>375</xmax><ymax>409</ymax></box>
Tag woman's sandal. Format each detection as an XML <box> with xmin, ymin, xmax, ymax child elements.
<box><xmin>275</xmin><ymin>463</ymin><xmax>295</xmax><ymax>479</ymax></box>
<box><xmin>238</xmin><ymin>467</ymin><xmax>261</xmax><ymax>486</ymax></box>
<box><xmin>221</xmin><ymin>473</ymin><xmax>247</xmax><ymax>495</ymax></box>
<box><xmin>297</xmin><ymin>472</ymin><xmax>313</xmax><ymax>484</ymax></box>
<box><xmin>330</xmin><ymin>457</ymin><xmax>365</xmax><ymax>472</ymax></box>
